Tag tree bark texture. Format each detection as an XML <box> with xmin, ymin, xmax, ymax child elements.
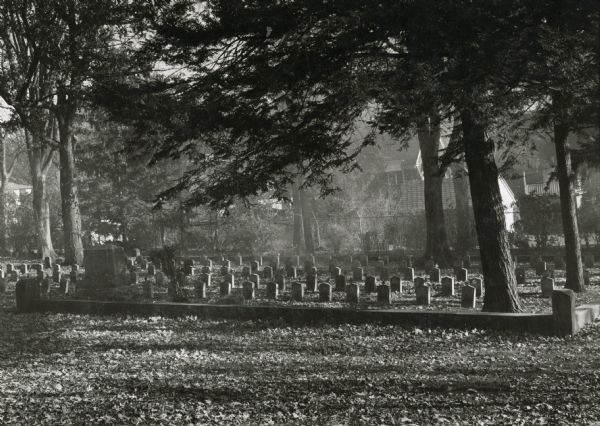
<box><xmin>553</xmin><ymin>95</ymin><xmax>585</xmax><ymax>292</ymax></box>
<box><xmin>460</xmin><ymin>109</ymin><xmax>522</xmax><ymax>312</ymax></box>
<box><xmin>27</xmin><ymin>129</ymin><xmax>56</xmax><ymax>260</ymax></box>
<box><xmin>417</xmin><ymin>116</ymin><xmax>454</xmax><ymax>267</ymax></box>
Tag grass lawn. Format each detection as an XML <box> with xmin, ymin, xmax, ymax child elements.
<box><xmin>2</xmin><ymin>288</ymin><xmax>600</xmax><ymax>425</ymax></box>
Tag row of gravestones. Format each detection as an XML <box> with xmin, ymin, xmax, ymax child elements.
<box><xmin>157</xmin><ymin>268</ymin><xmax>484</xmax><ymax>309</ymax></box>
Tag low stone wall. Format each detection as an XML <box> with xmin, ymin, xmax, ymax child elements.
<box><xmin>16</xmin><ymin>280</ymin><xmax>595</xmax><ymax>336</ymax></box>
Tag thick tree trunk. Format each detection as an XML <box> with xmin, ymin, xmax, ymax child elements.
<box><xmin>291</xmin><ymin>181</ymin><xmax>304</xmax><ymax>251</ymax></box>
<box><xmin>31</xmin><ymin>173</ymin><xmax>55</xmax><ymax>260</ymax></box>
<box><xmin>57</xmin><ymin>113</ymin><xmax>84</xmax><ymax>265</ymax></box>
<box><xmin>452</xmin><ymin>165</ymin><xmax>472</xmax><ymax>256</ymax></box>
<box><xmin>553</xmin><ymin>103</ymin><xmax>585</xmax><ymax>292</ymax></box>
<box><xmin>27</xmin><ymin>129</ymin><xmax>56</xmax><ymax>260</ymax></box>
<box><xmin>417</xmin><ymin>116</ymin><xmax>453</xmax><ymax>267</ymax></box>
<box><xmin>461</xmin><ymin>109</ymin><xmax>522</xmax><ymax>312</ymax></box>
<box><xmin>299</xmin><ymin>187</ymin><xmax>314</xmax><ymax>254</ymax></box>
<box><xmin>449</xmin><ymin>122</ymin><xmax>473</xmax><ymax>257</ymax></box>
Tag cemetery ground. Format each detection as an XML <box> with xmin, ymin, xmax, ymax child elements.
<box><xmin>2</xmin><ymin>267</ymin><xmax>600</xmax><ymax>425</ymax></box>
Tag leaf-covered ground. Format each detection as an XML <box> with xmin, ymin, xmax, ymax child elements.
<box><xmin>2</xmin><ymin>287</ymin><xmax>600</xmax><ymax>425</ymax></box>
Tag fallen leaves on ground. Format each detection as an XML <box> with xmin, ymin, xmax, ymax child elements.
<box><xmin>2</xmin><ymin>287</ymin><xmax>600</xmax><ymax>425</ymax></box>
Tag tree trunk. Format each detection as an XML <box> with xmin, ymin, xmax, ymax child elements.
<box><xmin>417</xmin><ymin>115</ymin><xmax>454</xmax><ymax>267</ymax></box>
<box><xmin>460</xmin><ymin>109</ymin><xmax>522</xmax><ymax>312</ymax></box>
<box><xmin>553</xmin><ymin>97</ymin><xmax>585</xmax><ymax>292</ymax></box>
<box><xmin>57</xmin><ymin>117</ymin><xmax>84</xmax><ymax>265</ymax></box>
<box><xmin>299</xmin><ymin>187</ymin><xmax>314</xmax><ymax>254</ymax></box>
<box><xmin>449</xmin><ymin>122</ymin><xmax>473</xmax><ymax>257</ymax></box>
<box><xmin>0</xmin><ymin>133</ymin><xmax>7</xmax><ymax>254</ymax></box>
<box><xmin>291</xmin><ymin>181</ymin><xmax>304</xmax><ymax>251</ymax></box>
<box><xmin>26</xmin><ymin>129</ymin><xmax>56</xmax><ymax>260</ymax></box>
<box><xmin>31</xmin><ymin>173</ymin><xmax>55</xmax><ymax>260</ymax></box>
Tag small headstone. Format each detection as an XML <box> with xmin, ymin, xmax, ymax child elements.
<box><xmin>377</xmin><ymin>284</ymin><xmax>391</xmax><ymax>304</ymax></box>
<box><xmin>275</xmin><ymin>274</ymin><xmax>286</xmax><ymax>291</ymax></box>
<box><xmin>43</xmin><ymin>256</ymin><xmax>52</xmax><ymax>269</ymax></box>
<box><xmin>250</xmin><ymin>260</ymin><xmax>260</xmax><ymax>273</ymax></box>
<box><xmin>461</xmin><ymin>285</ymin><xmax>477</xmax><ymax>308</ymax></box>
<box><xmin>318</xmin><ymin>282</ymin><xmax>332</xmax><ymax>302</ymax></box>
<box><xmin>6</xmin><ymin>263</ymin><xmax>13</xmax><ymax>274</ymax></box>
<box><xmin>147</xmin><ymin>264</ymin><xmax>156</xmax><ymax>276</ymax></box>
<box><xmin>306</xmin><ymin>274</ymin><xmax>317</xmax><ymax>292</ymax></box>
<box><xmin>249</xmin><ymin>273</ymin><xmax>260</xmax><ymax>289</ymax></box>
<box><xmin>291</xmin><ymin>282</ymin><xmax>304</xmax><ymax>301</ymax></box>
<box><xmin>353</xmin><ymin>267</ymin><xmax>364</xmax><ymax>282</ymax></box>
<box><xmin>390</xmin><ymin>276</ymin><xmax>402</xmax><ymax>293</ymax></box>
<box><xmin>364</xmin><ymin>275</ymin><xmax>376</xmax><ymax>293</ymax></box>
<box><xmin>310</xmin><ymin>266</ymin><xmax>318</xmax><ymax>276</ymax></box>
<box><xmin>470</xmin><ymin>277</ymin><xmax>483</xmax><ymax>297</ymax></box>
<box><xmin>130</xmin><ymin>271</ymin><xmax>138</xmax><ymax>285</ymax></box>
<box><xmin>416</xmin><ymin>285</ymin><xmax>431</xmax><ymax>305</ymax></box>
<box><xmin>441</xmin><ymin>276</ymin><xmax>455</xmax><ymax>296</ymax></box>
<box><xmin>140</xmin><ymin>259</ymin><xmax>148</xmax><ymax>270</ymax></box>
<box><xmin>69</xmin><ymin>269</ymin><xmax>78</xmax><ymax>284</ymax></box>
<box><xmin>36</xmin><ymin>267</ymin><xmax>44</xmax><ymax>279</ymax></box>
<box><xmin>584</xmin><ymin>255</ymin><xmax>594</xmax><ymax>268</ymax></box>
<box><xmin>429</xmin><ymin>267</ymin><xmax>441</xmax><ymax>284</ymax></box>
<box><xmin>220</xmin><ymin>281</ymin><xmax>232</xmax><ymax>296</ymax></box>
<box><xmin>19</xmin><ymin>264</ymin><xmax>27</xmax><ymax>275</ymax></box>
<box><xmin>266</xmin><ymin>281</ymin><xmax>278</xmax><ymax>299</ymax></box>
<box><xmin>515</xmin><ymin>267</ymin><xmax>525</xmax><ymax>285</ymax></box>
<box><xmin>414</xmin><ymin>276</ymin><xmax>425</xmax><ymax>289</ymax></box>
<box><xmin>263</xmin><ymin>266</ymin><xmax>273</xmax><ymax>280</ymax></box>
<box><xmin>457</xmin><ymin>268</ymin><xmax>468</xmax><ymax>282</ymax></box>
<box><xmin>334</xmin><ymin>275</ymin><xmax>347</xmax><ymax>291</ymax></box>
<box><xmin>404</xmin><ymin>267</ymin><xmax>415</xmax><ymax>282</ymax></box>
<box><xmin>552</xmin><ymin>289</ymin><xmax>577</xmax><ymax>336</ymax></box>
<box><xmin>242</xmin><ymin>281</ymin><xmax>255</xmax><ymax>300</ymax></box>
<box><xmin>541</xmin><ymin>277</ymin><xmax>555</xmax><ymax>298</ymax></box>
<box><xmin>346</xmin><ymin>283</ymin><xmax>360</xmax><ymax>303</ymax></box>
<box><xmin>237</xmin><ymin>255</ymin><xmax>243</xmax><ymax>266</ymax></box>
<box><xmin>143</xmin><ymin>280</ymin><xmax>154</xmax><ymax>299</ymax></box>
<box><xmin>155</xmin><ymin>271</ymin><xmax>165</xmax><ymax>286</ymax></box>
<box><xmin>195</xmin><ymin>281</ymin><xmax>207</xmax><ymax>298</ymax></box>
<box><xmin>0</xmin><ymin>276</ymin><xmax>5</xmax><ymax>293</ymax></box>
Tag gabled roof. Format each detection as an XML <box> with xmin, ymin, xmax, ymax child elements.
<box><xmin>0</xmin><ymin>96</ymin><xmax>15</xmax><ymax>124</ymax></box>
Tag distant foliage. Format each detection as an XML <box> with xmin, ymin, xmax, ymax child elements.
<box><xmin>516</xmin><ymin>193</ymin><xmax>562</xmax><ymax>248</ymax></box>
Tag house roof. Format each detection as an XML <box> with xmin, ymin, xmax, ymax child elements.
<box><xmin>0</xmin><ymin>96</ymin><xmax>14</xmax><ymax>124</ymax></box>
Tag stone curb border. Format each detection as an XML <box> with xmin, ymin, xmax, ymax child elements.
<box><xmin>15</xmin><ymin>280</ymin><xmax>597</xmax><ymax>336</ymax></box>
